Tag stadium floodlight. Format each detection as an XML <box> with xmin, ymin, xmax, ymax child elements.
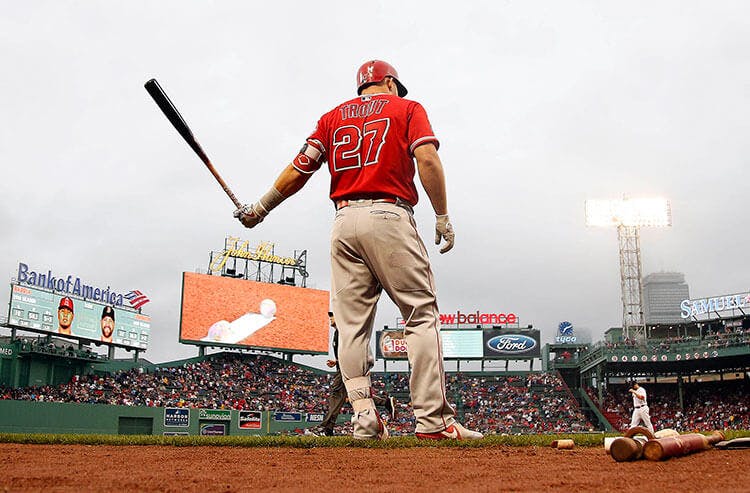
<box><xmin>585</xmin><ymin>198</ymin><xmax>672</xmax><ymax>228</ymax></box>
<box><xmin>585</xmin><ymin>196</ymin><xmax>673</xmax><ymax>341</ymax></box>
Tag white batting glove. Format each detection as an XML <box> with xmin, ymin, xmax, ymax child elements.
<box><xmin>232</xmin><ymin>188</ymin><xmax>285</xmax><ymax>229</ymax></box>
<box><xmin>435</xmin><ymin>214</ymin><xmax>455</xmax><ymax>254</ymax></box>
<box><xmin>233</xmin><ymin>202</ymin><xmax>268</xmax><ymax>229</ymax></box>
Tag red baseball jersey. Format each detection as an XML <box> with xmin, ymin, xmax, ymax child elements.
<box><xmin>293</xmin><ymin>94</ymin><xmax>439</xmax><ymax>206</ymax></box>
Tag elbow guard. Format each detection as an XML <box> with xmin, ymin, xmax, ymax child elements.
<box><xmin>292</xmin><ymin>142</ymin><xmax>324</xmax><ymax>174</ymax></box>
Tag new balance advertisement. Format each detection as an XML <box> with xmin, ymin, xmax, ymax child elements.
<box><xmin>8</xmin><ymin>284</ymin><xmax>151</xmax><ymax>349</ymax></box>
<box><xmin>483</xmin><ymin>329</ymin><xmax>541</xmax><ymax>359</ymax></box>
<box><xmin>179</xmin><ymin>272</ymin><xmax>329</xmax><ymax>354</ymax></box>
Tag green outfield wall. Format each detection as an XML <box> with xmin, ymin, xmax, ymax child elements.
<box><xmin>0</xmin><ymin>400</ymin><xmax>326</xmax><ymax>436</ymax></box>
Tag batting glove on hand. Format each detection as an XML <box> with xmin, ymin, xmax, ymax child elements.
<box><xmin>233</xmin><ymin>202</ymin><xmax>268</xmax><ymax>229</ymax></box>
<box><xmin>435</xmin><ymin>214</ymin><xmax>455</xmax><ymax>254</ymax></box>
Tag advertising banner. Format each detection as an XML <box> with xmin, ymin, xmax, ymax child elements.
<box><xmin>198</xmin><ymin>409</ymin><xmax>231</xmax><ymax>421</ymax></box>
<box><xmin>397</xmin><ymin>310</ymin><xmax>519</xmax><ymax>327</ymax></box>
<box><xmin>555</xmin><ymin>321</ymin><xmax>576</xmax><ymax>344</ymax></box>
<box><xmin>14</xmin><ymin>262</ymin><xmax>143</xmax><ymax>309</ymax></box>
<box><xmin>376</xmin><ymin>330</ymin><xmax>484</xmax><ymax>359</ymax></box>
<box><xmin>164</xmin><ymin>408</ymin><xmax>190</xmax><ymax>427</ymax></box>
<box><xmin>680</xmin><ymin>292</ymin><xmax>750</xmax><ymax>319</ymax></box>
<box><xmin>306</xmin><ymin>413</ymin><xmax>325</xmax><ymax>423</ymax></box>
<box><xmin>377</xmin><ymin>330</ymin><xmax>408</xmax><ymax>359</ymax></box>
<box><xmin>482</xmin><ymin>329</ymin><xmax>541</xmax><ymax>359</ymax></box>
<box><xmin>179</xmin><ymin>272</ymin><xmax>329</xmax><ymax>353</ymax></box>
<box><xmin>8</xmin><ymin>284</ymin><xmax>150</xmax><ymax>348</ymax></box>
<box><xmin>273</xmin><ymin>412</ymin><xmax>302</xmax><ymax>422</ymax></box>
<box><xmin>200</xmin><ymin>423</ymin><xmax>227</xmax><ymax>436</ymax></box>
<box><xmin>238</xmin><ymin>411</ymin><xmax>262</xmax><ymax>430</ymax></box>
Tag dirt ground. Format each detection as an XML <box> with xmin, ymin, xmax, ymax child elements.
<box><xmin>0</xmin><ymin>444</ymin><xmax>748</xmax><ymax>492</ymax></box>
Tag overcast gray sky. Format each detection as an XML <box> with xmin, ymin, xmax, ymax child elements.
<box><xmin>1</xmin><ymin>1</ymin><xmax>748</xmax><ymax>365</ymax></box>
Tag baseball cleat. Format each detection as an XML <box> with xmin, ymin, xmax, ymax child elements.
<box><xmin>385</xmin><ymin>396</ymin><xmax>397</xmax><ymax>420</ymax></box>
<box><xmin>415</xmin><ymin>422</ymin><xmax>483</xmax><ymax>441</ymax></box>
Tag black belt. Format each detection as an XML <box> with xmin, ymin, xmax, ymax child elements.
<box><xmin>635</xmin><ymin>405</ymin><xmax>646</xmax><ymax>408</ymax></box>
<box><xmin>335</xmin><ymin>196</ymin><xmax>412</xmax><ymax>213</ymax></box>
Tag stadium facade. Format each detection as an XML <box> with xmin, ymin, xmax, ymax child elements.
<box><xmin>1</xmin><ymin>246</ymin><xmax>747</xmax><ymax>436</ymax></box>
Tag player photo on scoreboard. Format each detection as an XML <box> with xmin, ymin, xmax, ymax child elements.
<box><xmin>7</xmin><ymin>284</ymin><xmax>150</xmax><ymax>348</ymax></box>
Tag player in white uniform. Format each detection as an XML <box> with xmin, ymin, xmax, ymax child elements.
<box><xmin>628</xmin><ymin>382</ymin><xmax>655</xmax><ymax>433</ymax></box>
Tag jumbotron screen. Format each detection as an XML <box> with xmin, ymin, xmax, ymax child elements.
<box><xmin>376</xmin><ymin>329</ymin><xmax>484</xmax><ymax>360</ymax></box>
<box><xmin>179</xmin><ymin>272</ymin><xmax>329</xmax><ymax>354</ymax></box>
<box><xmin>7</xmin><ymin>284</ymin><xmax>150</xmax><ymax>348</ymax></box>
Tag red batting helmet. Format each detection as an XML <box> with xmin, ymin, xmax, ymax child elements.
<box><xmin>58</xmin><ymin>297</ymin><xmax>74</xmax><ymax>313</ymax></box>
<box><xmin>356</xmin><ymin>60</ymin><xmax>408</xmax><ymax>97</ymax></box>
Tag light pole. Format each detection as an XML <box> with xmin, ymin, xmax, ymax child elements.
<box><xmin>585</xmin><ymin>197</ymin><xmax>672</xmax><ymax>342</ymax></box>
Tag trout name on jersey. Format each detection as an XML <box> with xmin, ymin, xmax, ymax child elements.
<box><xmin>339</xmin><ymin>98</ymin><xmax>390</xmax><ymax>120</ymax></box>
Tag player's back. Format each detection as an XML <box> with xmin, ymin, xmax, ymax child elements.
<box><xmin>310</xmin><ymin>94</ymin><xmax>438</xmax><ymax>205</ymax></box>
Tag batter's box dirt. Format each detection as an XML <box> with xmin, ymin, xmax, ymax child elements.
<box><xmin>0</xmin><ymin>444</ymin><xmax>748</xmax><ymax>492</ymax></box>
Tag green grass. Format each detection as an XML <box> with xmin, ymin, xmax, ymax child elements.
<box><xmin>0</xmin><ymin>430</ymin><xmax>747</xmax><ymax>448</ymax></box>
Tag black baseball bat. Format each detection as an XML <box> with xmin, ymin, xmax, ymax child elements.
<box><xmin>144</xmin><ymin>78</ymin><xmax>242</xmax><ymax>209</ymax></box>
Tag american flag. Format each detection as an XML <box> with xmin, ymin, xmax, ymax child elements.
<box><xmin>124</xmin><ymin>290</ymin><xmax>150</xmax><ymax>309</ymax></box>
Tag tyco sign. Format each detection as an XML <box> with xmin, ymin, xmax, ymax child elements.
<box><xmin>555</xmin><ymin>321</ymin><xmax>577</xmax><ymax>344</ymax></box>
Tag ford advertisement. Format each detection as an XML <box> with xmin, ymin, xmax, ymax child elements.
<box><xmin>482</xmin><ymin>329</ymin><xmax>540</xmax><ymax>359</ymax></box>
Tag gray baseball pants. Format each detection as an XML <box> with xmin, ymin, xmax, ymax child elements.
<box><xmin>330</xmin><ymin>199</ymin><xmax>455</xmax><ymax>434</ymax></box>
<box><xmin>629</xmin><ymin>405</ymin><xmax>655</xmax><ymax>433</ymax></box>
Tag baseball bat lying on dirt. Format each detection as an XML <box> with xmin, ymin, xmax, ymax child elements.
<box><xmin>715</xmin><ymin>437</ymin><xmax>750</xmax><ymax>449</ymax></box>
<box><xmin>608</xmin><ymin>426</ymin><xmax>654</xmax><ymax>462</ymax></box>
<box><xmin>642</xmin><ymin>431</ymin><xmax>725</xmax><ymax>461</ymax></box>
<box><xmin>550</xmin><ymin>439</ymin><xmax>575</xmax><ymax>450</ymax></box>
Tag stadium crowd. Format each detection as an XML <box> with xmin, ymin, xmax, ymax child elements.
<box><xmin>15</xmin><ymin>337</ymin><xmax>103</xmax><ymax>362</ymax></box>
<box><xmin>1</xmin><ymin>354</ymin><xmax>331</xmax><ymax>412</ymax></box>
<box><xmin>4</xmin><ymin>350</ymin><xmax>746</xmax><ymax>435</ymax></box>
<box><xmin>458</xmin><ymin>372</ymin><xmax>593</xmax><ymax>434</ymax></box>
<box><xmin>587</xmin><ymin>380</ymin><xmax>750</xmax><ymax>432</ymax></box>
<box><xmin>0</xmin><ymin>353</ymin><xmax>593</xmax><ymax>435</ymax></box>
<box><xmin>605</xmin><ymin>324</ymin><xmax>750</xmax><ymax>353</ymax></box>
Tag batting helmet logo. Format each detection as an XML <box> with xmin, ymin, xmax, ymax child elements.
<box><xmin>356</xmin><ymin>60</ymin><xmax>408</xmax><ymax>97</ymax></box>
<box><xmin>58</xmin><ymin>296</ymin><xmax>74</xmax><ymax>313</ymax></box>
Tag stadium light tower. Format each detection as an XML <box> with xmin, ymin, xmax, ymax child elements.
<box><xmin>585</xmin><ymin>197</ymin><xmax>672</xmax><ymax>341</ymax></box>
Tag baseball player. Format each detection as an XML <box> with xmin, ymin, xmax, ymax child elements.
<box><xmin>628</xmin><ymin>382</ymin><xmax>655</xmax><ymax>433</ymax></box>
<box><xmin>320</xmin><ymin>311</ymin><xmax>396</xmax><ymax>436</ymax></box>
<box><xmin>100</xmin><ymin>306</ymin><xmax>115</xmax><ymax>343</ymax></box>
<box><xmin>57</xmin><ymin>297</ymin><xmax>75</xmax><ymax>335</ymax></box>
<box><xmin>235</xmin><ymin>60</ymin><xmax>482</xmax><ymax>440</ymax></box>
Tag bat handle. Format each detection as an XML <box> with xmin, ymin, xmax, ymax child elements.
<box><xmin>224</xmin><ymin>187</ymin><xmax>243</xmax><ymax>209</ymax></box>
<box><xmin>196</xmin><ymin>145</ymin><xmax>243</xmax><ymax>210</ymax></box>
<box><xmin>210</xmin><ymin>168</ymin><xmax>242</xmax><ymax>209</ymax></box>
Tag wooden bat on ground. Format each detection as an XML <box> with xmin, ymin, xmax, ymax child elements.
<box><xmin>144</xmin><ymin>78</ymin><xmax>242</xmax><ymax>209</ymax></box>
<box><xmin>642</xmin><ymin>431</ymin><xmax>725</xmax><ymax>461</ymax></box>
<box><xmin>608</xmin><ymin>426</ymin><xmax>655</xmax><ymax>462</ymax></box>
